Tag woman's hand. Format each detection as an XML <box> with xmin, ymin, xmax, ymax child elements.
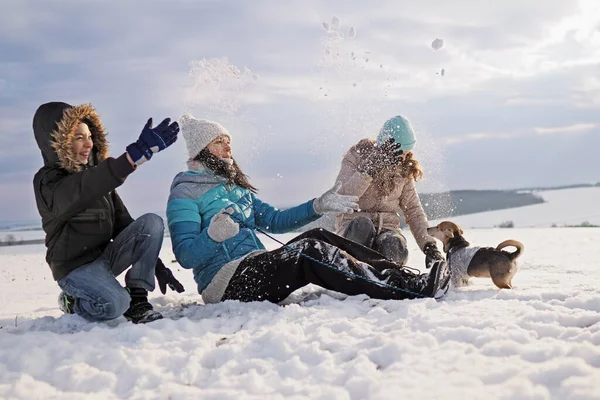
<box><xmin>207</xmin><ymin>208</ymin><xmax>240</xmax><ymax>242</ymax></box>
<box><xmin>313</xmin><ymin>182</ymin><xmax>359</xmax><ymax>214</ymax></box>
<box><xmin>357</xmin><ymin>138</ymin><xmax>403</xmax><ymax>176</ymax></box>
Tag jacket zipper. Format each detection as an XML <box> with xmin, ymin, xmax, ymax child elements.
<box><xmin>70</xmin><ymin>209</ymin><xmax>106</xmax><ymax>222</ymax></box>
<box><xmin>102</xmin><ymin>195</ymin><xmax>114</xmax><ymax>235</ymax></box>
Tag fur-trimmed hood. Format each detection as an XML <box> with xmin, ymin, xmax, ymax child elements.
<box><xmin>33</xmin><ymin>102</ymin><xmax>109</xmax><ymax>173</ymax></box>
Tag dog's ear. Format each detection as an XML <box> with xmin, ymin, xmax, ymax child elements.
<box><xmin>443</xmin><ymin>227</ymin><xmax>455</xmax><ymax>238</ymax></box>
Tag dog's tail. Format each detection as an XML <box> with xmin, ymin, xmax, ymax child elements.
<box><xmin>496</xmin><ymin>240</ymin><xmax>524</xmax><ymax>261</ymax></box>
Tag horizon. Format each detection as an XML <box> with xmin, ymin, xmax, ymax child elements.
<box><xmin>3</xmin><ymin>182</ymin><xmax>598</xmax><ymax>226</ymax></box>
<box><xmin>2</xmin><ymin>1</ymin><xmax>600</xmax><ymax>222</ymax></box>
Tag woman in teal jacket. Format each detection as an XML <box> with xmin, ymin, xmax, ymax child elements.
<box><xmin>167</xmin><ymin>115</ymin><xmax>451</xmax><ymax>304</ymax></box>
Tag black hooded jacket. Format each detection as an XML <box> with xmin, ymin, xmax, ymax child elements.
<box><xmin>33</xmin><ymin>102</ymin><xmax>136</xmax><ymax>281</ymax></box>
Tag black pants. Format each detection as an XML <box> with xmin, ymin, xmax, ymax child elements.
<box><xmin>221</xmin><ymin>228</ymin><xmax>431</xmax><ymax>303</ymax></box>
<box><xmin>342</xmin><ymin>216</ymin><xmax>409</xmax><ymax>265</ymax></box>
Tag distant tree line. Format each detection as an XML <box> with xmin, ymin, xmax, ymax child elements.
<box><xmin>0</xmin><ymin>234</ymin><xmax>44</xmax><ymax>247</ymax></box>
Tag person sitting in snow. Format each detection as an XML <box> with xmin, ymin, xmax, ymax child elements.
<box><xmin>165</xmin><ymin>115</ymin><xmax>451</xmax><ymax>305</ymax></box>
<box><xmin>33</xmin><ymin>102</ymin><xmax>185</xmax><ymax>324</ymax></box>
<box><xmin>333</xmin><ymin>114</ymin><xmax>445</xmax><ymax>270</ymax></box>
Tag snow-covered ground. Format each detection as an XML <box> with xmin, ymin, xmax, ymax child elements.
<box><xmin>1</xmin><ymin>223</ymin><xmax>599</xmax><ymax>399</ymax></box>
<box><xmin>1</xmin><ymin>187</ymin><xmax>599</xmax><ymax>399</ymax></box>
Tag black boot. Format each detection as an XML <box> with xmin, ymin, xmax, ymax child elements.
<box><xmin>123</xmin><ymin>287</ymin><xmax>163</xmax><ymax>324</ymax></box>
<box><xmin>393</xmin><ymin>260</ymin><xmax>451</xmax><ymax>299</ymax></box>
<box><xmin>57</xmin><ymin>291</ymin><xmax>76</xmax><ymax>314</ymax></box>
<box><xmin>421</xmin><ymin>259</ymin><xmax>451</xmax><ymax>299</ymax></box>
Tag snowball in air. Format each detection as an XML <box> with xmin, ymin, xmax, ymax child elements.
<box><xmin>331</xmin><ymin>16</ymin><xmax>340</xmax><ymax>29</ymax></box>
<box><xmin>431</xmin><ymin>38</ymin><xmax>444</xmax><ymax>50</ymax></box>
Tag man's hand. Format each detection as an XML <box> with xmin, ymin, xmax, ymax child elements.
<box><xmin>126</xmin><ymin>117</ymin><xmax>179</xmax><ymax>166</ymax></box>
<box><xmin>155</xmin><ymin>258</ymin><xmax>185</xmax><ymax>294</ymax></box>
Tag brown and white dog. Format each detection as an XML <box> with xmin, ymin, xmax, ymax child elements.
<box><xmin>427</xmin><ymin>221</ymin><xmax>524</xmax><ymax>289</ymax></box>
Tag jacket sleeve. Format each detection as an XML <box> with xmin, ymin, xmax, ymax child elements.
<box><xmin>37</xmin><ymin>153</ymin><xmax>135</xmax><ymax>221</ymax></box>
<box><xmin>111</xmin><ymin>190</ymin><xmax>135</xmax><ymax>239</ymax></box>
<box><xmin>167</xmin><ymin>193</ymin><xmax>222</xmax><ymax>270</ymax></box>
<box><xmin>399</xmin><ymin>179</ymin><xmax>435</xmax><ymax>250</ymax></box>
<box><xmin>335</xmin><ymin>148</ymin><xmax>373</xmax><ymax>198</ymax></box>
<box><xmin>252</xmin><ymin>194</ymin><xmax>321</xmax><ymax>234</ymax></box>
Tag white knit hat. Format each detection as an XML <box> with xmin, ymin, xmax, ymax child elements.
<box><xmin>179</xmin><ymin>114</ymin><xmax>232</xmax><ymax>159</ymax></box>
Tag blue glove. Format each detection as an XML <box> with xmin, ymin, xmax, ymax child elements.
<box><xmin>126</xmin><ymin>117</ymin><xmax>179</xmax><ymax>166</ymax></box>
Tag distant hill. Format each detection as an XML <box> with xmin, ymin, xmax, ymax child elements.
<box><xmin>297</xmin><ymin>189</ymin><xmax>545</xmax><ymax>232</ymax></box>
<box><xmin>419</xmin><ymin>190</ymin><xmax>544</xmax><ymax>220</ymax></box>
<box><xmin>512</xmin><ymin>182</ymin><xmax>600</xmax><ymax>192</ymax></box>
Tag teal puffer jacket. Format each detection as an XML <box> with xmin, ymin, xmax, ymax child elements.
<box><xmin>166</xmin><ymin>169</ymin><xmax>321</xmax><ymax>293</ymax></box>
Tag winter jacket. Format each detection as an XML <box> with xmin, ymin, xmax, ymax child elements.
<box><xmin>334</xmin><ymin>138</ymin><xmax>435</xmax><ymax>250</ymax></box>
<box><xmin>33</xmin><ymin>102</ymin><xmax>136</xmax><ymax>281</ymax></box>
<box><xmin>166</xmin><ymin>166</ymin><xmax>321</xmax><ymax>294</ymax></box>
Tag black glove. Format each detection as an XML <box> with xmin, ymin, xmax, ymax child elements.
<box><xmin>155</xmin><ymin>258</ymin><xmax>185</xmax><ymax>294</ymax></box>
<box><xmin>357</xmin><ymin>138</ymin><xmax>403</xmax><ymax>176</ymax></box>
<box><xmin>423</xmin><ymin>242</ymin><xmax>445</xmax><ymax>269</ymax></box>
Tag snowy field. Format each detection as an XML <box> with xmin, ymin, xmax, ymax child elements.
<box><xmin>1</xmin><ymin>223</ymin><xmax>599</xmax><ymax>399</ymax></box>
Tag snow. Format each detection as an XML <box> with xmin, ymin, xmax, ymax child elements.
<box><xmin>1</xmin><ymin>223</ymin><xmax>599</xmax><ymax>399</ymax></box>
<box><xmin>185</xmin><ymin>58</ymin><xmax>258</xmax><ymax>117</ymax></box>
<box><xmin>1</xmin><ymin>187</ymin><xmax>599</xmax><ymax>399</ymax></box>
<box><xmin>331</xmin><ymin>17</ymin><xmax>341</xmax><ymax>30</ymax></box>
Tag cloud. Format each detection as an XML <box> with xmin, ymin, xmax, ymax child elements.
<box><xmin>2</xmin><ymin>0</ymin><xmax>600</xmax><ymax>221</ymax></box>
<box><xmin>443</xmin><ymin>121</ymin><xmax>599</xmax><ymax>145</ymax></box>
<box><xmin>443</xmin><ymin>132</ymin><xmax>516</xmax><ymax>145</ymax></box>
<box><xmin>534</xmin><ymin>123</ymin><xmax>598</xmax><ymax>135</ymax></box>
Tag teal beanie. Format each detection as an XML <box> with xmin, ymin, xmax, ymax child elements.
<box><xmin>376</xmin><ymin>115</ymin><xmax>417</xmax><ymax>151</ymax></box>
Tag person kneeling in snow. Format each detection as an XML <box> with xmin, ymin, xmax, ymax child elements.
<box><xmin>166</xmin><ymin>115</ymin><xmax>451</xmax><ymax>304</ymax></box>
<box><xmin>334</xmin><ymin>114</ymin><xmax>446</xmax><ymax>270</ymax></box>
<box><xmin>33</xmin><ymin>102</ymin><xmax>185</xmax><ymax>324</ymax></box>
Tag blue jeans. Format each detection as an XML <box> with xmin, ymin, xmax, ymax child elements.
<box><xmin>57</xmin><ymin>213</ymin><xmax>164</xmax><ymax>321</ymax></box>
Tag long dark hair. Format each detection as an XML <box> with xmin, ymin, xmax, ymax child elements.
<box><xmin>193</xmin><ymin>148</ymin><xmax>258</xmax><ymax>193</ymax></box>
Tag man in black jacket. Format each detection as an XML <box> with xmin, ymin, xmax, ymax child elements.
<box><xmin>33</xmin><ymin>101</ymin><xmax>185</xmax><ymax>324</ymax></box>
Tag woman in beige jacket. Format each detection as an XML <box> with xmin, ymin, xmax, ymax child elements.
<box><xmin>335</xmin><ymin>115</ymin><xmax>444</xmax><ymax>267</ymax></box>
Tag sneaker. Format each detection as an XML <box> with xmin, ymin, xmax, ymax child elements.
<box><xmin>123</xmin><ymin>301</ymin><xmax>163</xmax><ymax>324</ymax></box>
<box><xmin>426</xmin><ymin>259</ymin><xmax>452</xmax><ymax>299</ymax></box>
<box><xmin>58</xmin><ymin>291</ymin><xmax>76</xmax><ymax>314</ymax></box>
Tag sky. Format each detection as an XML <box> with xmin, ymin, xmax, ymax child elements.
<box><xmin>1</xmin><ymin>0</ymin><xmax>600</xmax><ymax>223</ymax></box>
